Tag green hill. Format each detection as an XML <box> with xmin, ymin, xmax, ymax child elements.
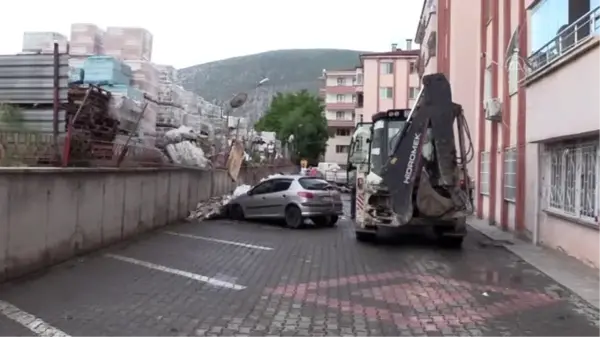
<box><xmin>177</xmin><ymin>49</ymin><xmax>365</xmax><ymax>118</ymax></box>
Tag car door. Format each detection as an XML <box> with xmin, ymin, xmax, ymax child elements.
<box><xmin>266</xmin><ymin>178</ymin><xmax>294</xmax><ymax>217</ymax></box>
<box><xmin>244</xmin><ymin>180</ymin><xmax>275</xmax><ymax>218</ymax></box>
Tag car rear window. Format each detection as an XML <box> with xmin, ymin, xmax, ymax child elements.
<box><xmin>298</xmin><ymin>177</ymin><xmax>331</xmax><ymax>190</ymax></box>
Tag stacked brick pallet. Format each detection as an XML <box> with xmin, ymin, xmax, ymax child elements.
<box><xmin>67</xmin><ymin>24</ymin><xmax>160</xmax><ymax>141</ymax></box>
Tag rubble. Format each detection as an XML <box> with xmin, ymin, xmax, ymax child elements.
<box><xmin>187</xmin><ymin>196</ymin><xmax>230</xmax><ymax>221</ymax></box>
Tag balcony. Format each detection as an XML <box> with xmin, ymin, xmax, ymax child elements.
<box><xmin>326</xmin><ymin>102</ymin><xmax>355</xmax><ymax>110</ymax></box>
<box><xmin>325</xmin><ymin>85</ymin><xmax>356</xmax><ymax>94</ymax></box>
<box><xmin>328</xmin><ymin>119</ymin><xmax>354</xmax><ymax>127</ymax></box>
<box><xmin>527</xmin><ymin>6</ymin><xmax>600</xmax><ymax>78</ymax></box>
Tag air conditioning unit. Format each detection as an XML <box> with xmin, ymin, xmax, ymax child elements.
<box><xmin>484</xmin><ymin>98</ymin><xmax>502</xmax><ymax>122</ymax></box>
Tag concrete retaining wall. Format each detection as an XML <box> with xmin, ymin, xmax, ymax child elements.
<box><xmin>0</xmin><ymin>165</ymin><xmax>293</xmax><ymax>281</ymax></box>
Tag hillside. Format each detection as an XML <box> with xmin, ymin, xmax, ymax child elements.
<box><xmin>177</xmin><ymin>49</ymin><xmax>364</xmax><ymax>119</ymax></box>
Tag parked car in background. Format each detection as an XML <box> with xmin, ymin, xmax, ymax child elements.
<box><xmin>227</xmin><ymin>175</ymin><xmax>343</xmax><ymax>228</ymax></box>
<box><xmin>318</xmin><ymin>162</ymin><xmax>348</xmax><ymax>187</ymax></box>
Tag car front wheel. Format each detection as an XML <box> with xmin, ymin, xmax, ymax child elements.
<box><xmin>229</xmin><ymin>204</ymin><xmax>245</xmax><ymax>221</ymax></box>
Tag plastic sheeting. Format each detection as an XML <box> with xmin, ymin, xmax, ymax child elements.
<box><xmin>233</xmin><ymin>184</ymin><xmax>252</xmax><ymax>197</ymax></box>
<box><xmin>165</xmin><ymin>141</ymin><xmax>209</xmax><ymax>168</ymax></box>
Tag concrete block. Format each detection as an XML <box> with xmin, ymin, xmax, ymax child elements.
<box><xmin>153</xmin><ymin>171</ymin><xmax>170</xmax><ymax>227</ymax></box>
<box><xmin>122</xmin><ymin>175</ymin><xmax>142</xmax><ymax>237</ymax></box>
<box><xmin>101</xmin><ymin>174</ymin><xmax>126</xmax><ymax>243</ymax></box>
<box><xmin>167</xmin><ymin>172</ymin><xmax>180</xmax><ymax>223</ymax></box>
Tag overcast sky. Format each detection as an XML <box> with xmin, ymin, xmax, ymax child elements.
<box><xmin>0</xmin><ymin>0</ymin><xmax>422</xmax><ymax>69</ymax></box>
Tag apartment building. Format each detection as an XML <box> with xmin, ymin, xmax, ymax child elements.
<box><xmin>522</xmin><ymin>0</ymin><xmax>599</xmax><ymax>267</ymax></box>
<box><xmin>433</xmin><ymin>0</ymin><xmax>599</xmax><ymax>267</ymax></box>
<box><xmin>357</xmin><ymin>42</ymin><xmax>420</xmax><ymax>125</ymax></box>
<box><xmin>321</xmin><ymin>69</ymin><xmax>357</xmax><ymax>165</ymax></box>
<box><xmin>414</xmin><ymin>0</ymin><xmax>481</xmax><ymax>177</ymax></box>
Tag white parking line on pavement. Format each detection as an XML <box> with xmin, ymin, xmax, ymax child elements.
<box><xmin>163</xmin><ymin>231</ymin><xmax>274</xmax><ymax>251</ymax></box>
<box><xmin>105</xmin><ymin>254</ymin><xmax>246</xmax><ymax>290</ymax></box>
<box><xmin>0</xmin><ymin>300</ymin><xmax>71</xmax><ymax>337</ymax></box>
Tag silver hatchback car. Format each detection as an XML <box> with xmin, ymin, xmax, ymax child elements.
<box><xmin>227</xmin><ymin>175</ymin><xmax>343</xmax><ymax>228</ymax></box>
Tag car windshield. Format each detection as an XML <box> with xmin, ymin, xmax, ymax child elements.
<box><xmin>370</xmin><ymin>120</ymin><xmax>405</xmax><ymax>176</ymax></box>
<box><xmin>298</xmin><ymin>178</ymin><xmax>331</xmax><ymax>190</ymax></box>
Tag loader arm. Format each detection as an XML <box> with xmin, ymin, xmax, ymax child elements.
<box><xmin>382</xmin><ymin>73</ymin><xmax>473</xmax><ymax>225</ymax></box>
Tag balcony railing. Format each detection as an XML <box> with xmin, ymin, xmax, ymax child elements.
<box><xmin>326</xmin><ymin>102</ymin><xmax>355</xmax><ymax>110</ymax></box>
<box><xmin>528</xmin><ymin>6</ymin><xmax>600</xmax><ymax>74</ymax></box>
<box><xmin>328</xmin><ymin>119</ymin><xmax>354</xmax><ymax>127</ymax></box>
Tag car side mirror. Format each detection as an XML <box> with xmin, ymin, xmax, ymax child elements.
<box><xmin>246</xmin><ymin>190</ymin><xmax>253</xmax><ymax>196</ymax></box>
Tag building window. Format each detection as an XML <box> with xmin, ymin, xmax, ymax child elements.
<box><xmin>337</xmin><ymin>77</ymin><xmax>346</xmax><ymax>86</ymax></box>
<box><xmin>336</xmin><ymin>128</ymin><xmax>351</xmax><ymax>136</ymax></box>
<box><xmin>480</xmin><ymin>152</ymin><xmax>490</xmax><ymax>195</ymax></box>
<box><xmin>528</xmin><ymin>0</ymin><xmax>599</xmax><ymax>71</ymax></box>
<box><xmin>379</xmin><ymin>87</ymin><xmax>393</xmax><ymax>99</ymax></box>
<box><xmin>409</xmin><ymin>62</ymin><xmax>417</xmax><ymax>73</ymax></box>
<box><xmin>504</xmin><ymin>148</ymin><xmax>517</xmax><ymax>202</ymax></box>
<box><xmin>409</xmin><ymin>87</ymin><xmax>420</xmax><ymax>99</ymax></box>
<box><xmin>545</xmin><ymin>139</ymin><xmax>598</xmax><ymax>223</ymax></box>
<box><xmin>336</xmin><ymin>145</ymin><xmax>350</xmax><ymax>153</ymax></box>
<box><xmin>335</xmin><ymin>111</ymin><xmax>345</xmax><ymax>120</ymax></box>
<box><xmin>427</xmin><ymin>32</ymin><xmax>437</xmax><ymax>57</ymax></box>
<box><xmin>381</xmin><ymin>62</ymin><xmax>394</xmax><ymax>74</ymax></box>
<box><xmin>352</xmin><ymin>94</ymin><xmax>357</xmax><ymax>103</ymax></box>
<box><xmin>336</xmin><ymin>94</ymin><xmax>345</xmax><ymax>102</ymax></box>
<box><xmin>355</xmin><ymin>74</ymin><xmax>363</xmax><ymax>85</ymax></box>
<box><xmin>530</xmin><ymin>0</ymin><xmax>569</xmax><ymax>53</ymax></box>
<box><xmin>507</xmin><ymin>28</ymin><xmax>520</xmax><ymax>95</ymax></box>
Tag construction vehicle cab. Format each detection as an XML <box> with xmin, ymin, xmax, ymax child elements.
<box><xmin>347</xmin><ymin>73</ymin><xmax>473</xmax><ymax>247</ymax></box>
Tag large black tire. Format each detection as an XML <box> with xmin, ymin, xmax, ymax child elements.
<box><xmin>439</xmin><ymin>236</ymin><xmax>464</xmax><ymax>249</ymax></box>
<box><xmin>285</xmin><ymin>205</ymin><xmax>304</xmax><ymax>229</ymax></box>
<box><xmin>355</xmin><ymin>231</ymin><xmax>376</xmax><ymax>242</ymax></box>
<box><xmin>230</xmin><ymin>204</ymin><xmax>245</xmax><ymax>221</ymax></box>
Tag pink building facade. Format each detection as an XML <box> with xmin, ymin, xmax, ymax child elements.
<box><xmin>357</xmin><ymin>43</ymin><xmax>420</xmax><ymax>124</ymax></box>
<box><xmin>521</xmin><ymin>0</ymin><xmax>599</xmax><ymax>267</ymax></box>
<box><xmin>414</xmin><ymin>0</ymin><xmax>481</xmax><ymax>180</ymax></box>
<box><xmin>417</xmin><ymin>0</ymin><xmax>599</xmax><ymax>267</ymax></box>
<box><xmin>321</xmin><ymin>69</ymin><xmax>358</xmax><ymax>165</ymax></box>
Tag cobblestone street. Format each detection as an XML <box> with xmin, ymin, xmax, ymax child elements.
<box><xmin>0</xmin><ymin>199</ymin><xmax>598</xmax><ymax>336</ymax></box>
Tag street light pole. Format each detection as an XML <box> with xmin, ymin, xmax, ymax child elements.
<box><xmin>225</xmin><ymin>77</ymin><xmax>269</xmax><ymax>143</ymax></box>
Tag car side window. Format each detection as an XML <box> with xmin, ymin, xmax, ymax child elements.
<box><xmin>271</xmin><ymin>179</ymin><xmax>293</xmax><ymax>193</ymax></box>
<box><xmin>251</xmin><ymin>181</ymin><xmax>274</xmax><ymax>195</ymax></box>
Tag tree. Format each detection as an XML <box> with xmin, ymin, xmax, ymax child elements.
<box><xmin>0</xmin><ymin>103</ymin><xmax>25</xmax><ymax>130</ymax></box>
<box><xmin>255</xmin><ymin>90</ymin><xmax>329</xmax><ymax>164</ymax></box>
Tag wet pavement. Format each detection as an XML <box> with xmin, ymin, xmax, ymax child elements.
<box><xmin>0</xmin><ymin>198</ymin><xmax>598</xmax><ymax>336</ymax></box>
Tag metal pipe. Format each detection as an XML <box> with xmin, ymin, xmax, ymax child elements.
<box><xmin>405</xmin><ymin>85</ymin><xmax>425</xmax><ymax>122</ymax></box>
<box><xmin>532</xmin><ymin>144</ymin><xmax>541</xmax><ymax>245</ymax></box>
<box><xmin>52</xmin><ymin>42</ymin><xmax>60</xmax><ymax>162</ymax></box>
<box><xmin>116</xmin><ymin>102</ymin><xmax>149</xmax><ymax>167</ymax></box>
<box><xmin>62</xmin><ymin>87</ymin><xmax>92</xmax><ymax>167</ymax></box>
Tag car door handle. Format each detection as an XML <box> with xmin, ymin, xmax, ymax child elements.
<box><xmin>282</xmin><ymin>194</ymin><xmax>287</xmax><ymax>198</ymax></box>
